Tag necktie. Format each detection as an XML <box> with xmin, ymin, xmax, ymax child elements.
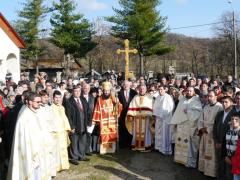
<box><xmin>84</xmin><ymin>95</ymin><xmax>89</xmax><ymax>102</ymax></box>
<box><xmin>77</xmin><ymin>98</ymin><xmax>83</xmax><ymax>111</ymax></box>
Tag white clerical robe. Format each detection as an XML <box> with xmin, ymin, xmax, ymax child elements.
<box><xmin>127</xmin><ymin>94</ymin><xmax>153</xmax><ymax>150</ymax></box>
<box><xmin>198</xmin><ymin>102</ymin><xmax>223</xmax><ymax>177</ymax></box>
<box><xmin>51</xmin><ymin>104</ymin><xmax>71</xmax><ymax>171</ymax></box>
<box><xmin>171</xmin><ymin>96</ymin><xmax>202</xmax><ymax>168</ymax></box>
<box><xmin>37</xmin><ymin>105</ymin><xmax>57</xmax><ymax>177</ymax></box>
<box><xmin>7</xmin><ymin>107</ymin><xmax>51</xmax><ymax>180</ymax></box>
<box><xmin>153</xmin><ymin>93</ymin><xmax>174</xmax><ymax>154</ymax></box>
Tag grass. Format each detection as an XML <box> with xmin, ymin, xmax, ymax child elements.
<box><xmin>56</xmin><ymin>153</ymin><xmax>123</xmax><ymax>180</ymax></box>
<box><xmin>55</xmin><ymin>150</ymin><xmax>213</xmax><ymax>180</ymax></box>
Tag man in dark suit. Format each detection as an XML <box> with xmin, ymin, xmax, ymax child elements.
<box><xmin>81</xmin><ymin>83</ymin><xmax>95</xmax><ymax>155</ymax></box>
<box><xmin>118</xmin><ymin>80</ymin><xmax>137</xmax><ymax>148</ymax></box>
<box><xmin>64</xmin><ymin>85</ymin><xmax>90</xmax><ymax>165</ymax></box>
<box><xmin>233</xmin><ymin>91</ymin><xmax>240</xmax><ymax>113</ymax></box>
<box><xmin>213</xmin><ymin>96</ymin><xmax>235</xmax><ymax>180</ymax></box>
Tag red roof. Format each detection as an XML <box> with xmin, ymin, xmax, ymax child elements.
<box><xmin>0</xmin><ymin>13</ymin><xmax>26</xmax><ymax>48</ymax></box>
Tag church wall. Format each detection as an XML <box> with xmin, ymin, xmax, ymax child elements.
<box><xmin>0</xmin><ymin>27</ymin><xmax>20</xmax><ymax>84</ymax></box>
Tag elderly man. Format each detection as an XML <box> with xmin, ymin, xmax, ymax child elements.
<box><xmin>126</xmin><ymin>84</ymin><xmax>154</xmax><ymax>151</ymax></box>
<box><xmin>171</xmin><ymin>86</ymin><xmax>202</xmax><ymax>168</ymax></box>
<box><xmin>81</xmin><ymin>83</ymin><xmax>95</xmax><ymax>155</ymax></box>
<box><xmin>224</xmin><ymin>75</ymin><xmax>237</xmax><ymax>88</ymax></box>
<box><xmin>92</xmin><ymin>81</ymin><xmax>122</xmax><ymax>154</ymax></box>
<box><xmin>118</xmin><ymin>80</ymin><xmax>137</xmax><ymax>148</ymax></box>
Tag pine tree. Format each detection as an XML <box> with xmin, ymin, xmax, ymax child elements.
<box><xmin>107</xmin><ymin>0</ymin><xmax>173</xmax><ymax>75</ymax></box>
<box><xmin>50</xmin><ymin>0</ymin><xmax>96</xmax><ymax>60</ymax></box>
<box><xmin>14</xmin><ymin>0</ymin><xmax>48</xmax><ymax>61</ymax></box>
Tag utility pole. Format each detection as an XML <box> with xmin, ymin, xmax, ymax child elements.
<box><xmin>233</xmin><ymin>11</ymin><xmax>238</xmax><ymax>82</ymax></box>
<box><xmin>228</xmin><ymin>0</ymin><xmax>238</xmax><ymax>82</ymax></box>
<box><xmin>36</xmin><ymin>54</ymin><xmax>39</xmax><ymax>75</ymax></box>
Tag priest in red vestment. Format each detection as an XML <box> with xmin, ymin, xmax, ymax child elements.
<box><xmin>92</xmin><ymin>81</ymin><xmax>122</xmax><ymax>154</ymax></box>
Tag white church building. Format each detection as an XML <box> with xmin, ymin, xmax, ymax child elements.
<box><xmin>0</xmin><ymin>13</ymin><xmax>25</xmax><ymax>84</ymax></box>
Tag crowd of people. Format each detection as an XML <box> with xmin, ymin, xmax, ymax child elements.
<box><xmin>0</xmin><ymin>72</ymin><xmax>240</xmax><ymax>180</ymax></box>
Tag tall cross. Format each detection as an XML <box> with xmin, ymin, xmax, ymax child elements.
<box><xmin>117</xmin><ymin>39</ymin><xmax>138</xmax><ymax>80</ymax></box>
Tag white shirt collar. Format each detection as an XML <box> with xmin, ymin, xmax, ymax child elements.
<box><xmin>222</xmin><ymin>111</ymin><xmax>229</xmax><ymax>123</ymax></box>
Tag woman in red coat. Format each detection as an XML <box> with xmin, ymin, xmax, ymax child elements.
<box><xmin>0</xmin><ymin>95</ymin><xmax>9</xmax><ymax>119</ymax></box>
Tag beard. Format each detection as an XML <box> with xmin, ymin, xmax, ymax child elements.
<box><xmin>139</xmin><ymin>92</ymin><xmax>146</xmax><ymax>96</ymax></box>
<box><xmin>102</xmin><ymin>94</ymin><xmax>110</xmax><ymax>99</ymax></box>
<box><xmin>186</xmin><ymin>94</ymin><xmax>193</xmax><ymax>99</ymax></box>
<box><xmin>209</xmin><ymin>100</ymin><xmax>217</xmax><ymax>105</ymax></box>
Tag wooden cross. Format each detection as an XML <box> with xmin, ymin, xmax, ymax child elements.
<box><xmin>117</xmin><ymin>39</ymin><xmax>138</xmax><ymax>80</ymax></box>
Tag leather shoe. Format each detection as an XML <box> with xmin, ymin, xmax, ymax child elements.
<box><xmin>69</xmin><ymin>160</ymin><xmax>79</xmax><ymax>165</ymax></box>
<box><xmin>80</xmin><ymin>158</ymin><xmax>90</xmax><ymax>162</ymax></box>
<box><xmin>86</xmin><ymin>153</ymin><xmax>92</xmax><ymax>156</ymax></box>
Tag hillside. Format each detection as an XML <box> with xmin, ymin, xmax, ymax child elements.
<box><xmin>26</xmin><ymin>33</ymin><xmax>236</xmax><ymax>77</ymax></box>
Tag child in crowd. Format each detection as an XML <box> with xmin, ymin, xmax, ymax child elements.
<box><xmin>225</xmin><ymin>113</ymin><xmax>240</xmax><ymax>180</ymax></box>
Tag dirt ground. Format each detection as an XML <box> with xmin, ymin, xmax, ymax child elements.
<box><xmin>55</xmin><ymin>149</ymin><xmax>213</xmax><ymax>180</ymax></box>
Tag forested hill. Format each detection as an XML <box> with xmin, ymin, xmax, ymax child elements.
<box><xmin>34</xmin><ymin>33</ymin><xmax>237</xmax><ymax>77</ymax></box>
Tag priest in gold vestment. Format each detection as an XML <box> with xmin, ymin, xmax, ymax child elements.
<box><xmin>51</xmin><ymin>90</ymin><xmax>71</xmax><ymax>171</ymax></box>
<box><xmin>92</xmin><ymin>81</ymin><xmax>122</xmax><ymax>154</ymax></box>
<box><xmin>198</xmin><ymin>90</ymin><xmax>223</xmax><ymax>177</ymax></box>
<box><xmin>126</xmin><ymin>84</ymin><xmax>154</xmax><ymax>151</ymax></box>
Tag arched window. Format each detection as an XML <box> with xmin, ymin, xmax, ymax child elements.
<box><xmin>6</xmin><ymin>53</ymin><xmax>18</xmax><ymax>74</ymax></box>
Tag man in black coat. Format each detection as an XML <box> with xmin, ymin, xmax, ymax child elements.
<box><xmin>213</xmin><ymin>96</ymin><xmax>235</xmax><ymax>180</ymax></box>
<box><xmin>64</xmin><ymin>85</ymin><xmax>90</xmax><ymax>165</ymax></box>
<box><xmin>3</xmin><ymin>90</ymin><xmax>30</xmax><ymax>160</ymax></box>
<box><xmin>118</xmin><ymin>80</ymin><xmax>137</xmax><ymax>148</ymax></box>
<box><xmin>81</xmin><ymin>83</ymin><xmax>95</xmax><ymax>155</ymax></box>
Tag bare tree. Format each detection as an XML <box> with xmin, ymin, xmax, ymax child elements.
<box><xmin>212</xmin><ymin>11</ymin><xmax>240</xmax><ymax>77</ymax></box>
